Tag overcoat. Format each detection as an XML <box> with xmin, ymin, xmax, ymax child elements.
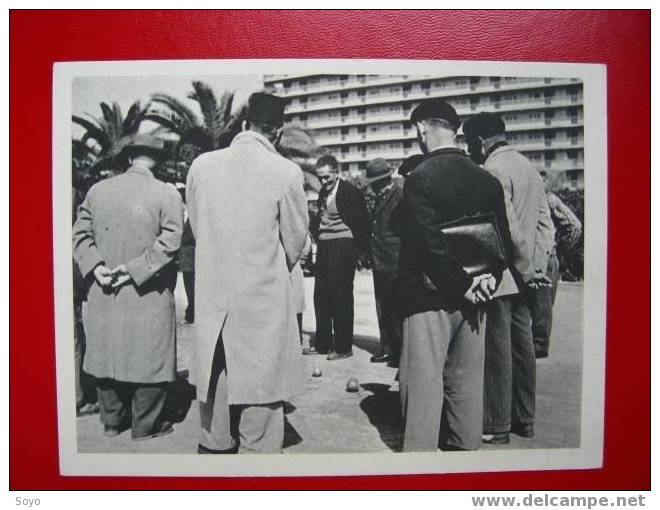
<box><xmin>484</xmin><ymin>145</ymin><xmax>555</xmax><ymax>282</ymax></box>
<box><xmin>73</xmin><ymin>166</ymin><xmax>184</xmax><ymax>383</ymax></box>
<box><xmin>370</xmin><ymin>181</ymin><xmax>404</xmax><ymax>274</ymax></box>
<box><xmin>186</xmin><ymin>131</ymin><xmax>309</xmax><ymax>405</ymax></box>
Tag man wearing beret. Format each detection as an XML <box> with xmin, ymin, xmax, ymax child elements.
<box><xmin>365</xmin><ymin>158</ymin><xmax>404</xmax><ymax>367</ymax></box>
<box><xmin>73</xmin><ymin>135</ymin><xmax>184</xmax><ymax>440</ymax></box>
<box><xmin>187</xmin><ymin>92</ymin><xmax>309</xmax><ymax>453</ymax></box>
<box><xmin>463</xmin><ymin>112</ymin><xmax>555</xmax><ymax>444</ymax></box>
<box><xmin>308</xmin><ymin>154</ymin><xmax>371</xmax><ymax>360</ymax></box>
<box><xmin>396</xmin><ymin>100</ymin><xmax>514</xmax><ymax>451</ymax></box>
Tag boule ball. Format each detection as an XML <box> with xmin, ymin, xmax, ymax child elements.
<box><xmin>346</xmin><ymin>377</ymin><xmax>359</xmax><ymax>392</ymax></box>
<box><xmin>312</xmin><ymin>367</ymin><xmax>322</xmax><ymax>377</ymax></box>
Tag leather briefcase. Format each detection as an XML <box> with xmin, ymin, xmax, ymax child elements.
<box><xmin>437</xmin><ymin>212</ymin><xmax>508</xmax><ymax>277</ymax></box>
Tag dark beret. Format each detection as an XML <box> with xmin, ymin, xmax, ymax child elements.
<box><xmin>462</xmin><ymin>112</ymin><xmax>506</xmax><ymax>139</ymax></box>
<box><xmin>409</xmin><ymin>99</ymin><xmax>460</xmax><ymax>131</ymax></box>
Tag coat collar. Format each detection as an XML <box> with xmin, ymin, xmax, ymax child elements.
<box><xmin>426</xmin><ymin>146</ymin><xmax>465</xmax><ymax>158</ymax></box>
<box><xmin>126</xmin><ymin>165</ymin><xmax>154</xmax><ymax>178</ymax></box>
<box><xmin>231</xmin><ymin>130</ymin><xmax>278</xmax><ymax>154</ymax></box>
<box><xmin>486</xmin><ymin>143</ymin><xmax>514</xmax><ymax>160</ymax></box>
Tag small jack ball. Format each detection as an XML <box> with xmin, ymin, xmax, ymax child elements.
<box><xmin>312</xmin><ymin>368</ymin><xmax>322</xmax><ymax>377</ymax></box>
<box><xmin>346</xmin><ymin>377</ymin><xmax>359</xmax><ymax>392</ymax></box>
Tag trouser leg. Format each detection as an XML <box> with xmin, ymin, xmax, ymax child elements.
<box><xmin>530</xmin><ymin>253</ymin><xmax>559</xmax><ymax>357</ymax></box>
<box><xmin>441</xmin><ymin>309</ymin><xmax>485</xmax><ymax>451</ymax></box>
<box><xmin>237</xmin><ymin>402</ymin><xmax>285</xmax><ymax>454</ymax></box>
<box><xmin>329</xmin><ymin>240</ymin><xmax>357</xmax><ymax>354</ymax></box>
<box><xmin>374</xmin><ymin>270</ymin><xmax>401</xmax><ymax>360</ymax></box>
<box><xmin>131</xmin><ymin>384</ymin><xmax>169</xmax><ymax>439</ymax></box>
<box><xmin>74</xmin><ymin>301</ymin><xmax>85</xmax><ymax>408</ymax></box>
<box><xmin>373</xmin><ymin>270</ymin><xmax>390</xmax><ymax>356</ymax></box>
<box><xmin>96</xmin><ymin>378</ymin><xmax>130</xmax><ymax>428</ymax></box>
<box><xmin>198</xmin><ymin>333</ymin><xmax>238</xmax><ymax>451</ymax></box>
<box><xmin>183</xmin><ymin>271</ymin><xmax>195</xmax><ymax>322</ymax></box>
<box><xmin>313</xmin><ymin>242</ymin><xmax>333</xmax><ymax>353</ymax></box>
<box><xmin>400</xmin><ymin>310</ymin><xmax>450</xmax><ymax>452</ymax></box>
<box><xmin>511</xmin><ymin>297</ymin><xmax>536</xmax><ymax>427</ymax></box>
<box><xmin>483</xmin><ymin>298</ymin><xmax>513</xmax><ymax>434</ymax></box>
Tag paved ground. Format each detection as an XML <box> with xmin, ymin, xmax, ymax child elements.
<box><xmin>77</xmin><ymin>272</ymin><xmax>583</xmax><ymax>454</ymax></box>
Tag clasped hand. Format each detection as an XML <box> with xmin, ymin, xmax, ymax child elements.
<box><xmin>93</xmin><ymin>264</ymin><xmax>132</xmax><ymax>290</ymax></box>
<box><xmin>527</xmin><ymin>267</ymin><xmax>552</xmax><ymax>290</ymax></box>
<box><xmin>463</xmin><ymin>273</ymin><xmax>497</xmax><ymax>305</ymax></box>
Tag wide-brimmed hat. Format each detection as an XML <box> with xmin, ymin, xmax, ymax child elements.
<box><xmin>363</xmin><ymin>158</ymin><xmax>395</xmax><ymax>184</ymax></box>
<box><xmin>119</xmin><ymin>134</ymin><xmax>169</xmax><ymax>160</ymax></box>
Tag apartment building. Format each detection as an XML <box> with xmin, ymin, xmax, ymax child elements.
<box><xmin>264</xmin><ymin>74</ymin><xmax>584</xmax><ymax>189</ymax></box>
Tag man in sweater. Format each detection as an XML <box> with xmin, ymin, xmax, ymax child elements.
<box><xmin>309</xmin><ymin>155</ymin><xmax>371</xmax><ymax>360</ymax></box>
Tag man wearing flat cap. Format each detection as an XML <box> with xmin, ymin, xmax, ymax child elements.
<box><xmin>187</xmin><ymin>92</ymin><xmax>309</xmax><ymax>453</ymax></box>
<box><xmin>396</xmin><ymin>99</ymin><xmax>514</xmax><ymax>451</ymax></box>
<box><xmin>73</xmin><ymin>134</ymin><xmax>184</xmax><ymax>440</ymax></box>
<box><xmin>365</xmin><ymin>158</ymin><xmax>404</xmax><ymax>366</ymax></box>
<box><xmin>463</xmin><ymin>111</ymin><xmax>555</xmax><ymax>445</ymax></box>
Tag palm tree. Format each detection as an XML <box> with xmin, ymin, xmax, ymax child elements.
<box><xmin>145</xmin><ymin>81</ymin><xmax>241</xmax><ymax>165</ymax></box>
<box><xmin>72</xmin><ymin>101</ymin><xmax>149</xmax><ymax>171</ymax></box>
<box><xmin>278</xmin><ymin>124</ymin><xmax>326</xmax><ymax>194</ymax></box>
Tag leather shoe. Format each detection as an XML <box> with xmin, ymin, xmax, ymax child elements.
<box><xmin>104</xmin><ymin>425</ymin><xmax>121</xmax><ymax>438</ymax></box>
<box><xmin>370</xmin><ymin>354</ymin><xmax>391</xmax><ymax>363</ymax></box>
<box><xmin>482</xmin><ymin>432</ymin><xmax>510</xmax><ymax>445</ymax></box>
<box><xmin>511</xmin><ymin>423</ymin><xmax>534</xmax><ymax>438</ymax></box>
<box><xmin>327</xmin><ymin>351</ymin><xmax>353</xmax><ymax>361</ymax></box>
<box><xmin>198</xmin><ymin>443</ymin><xmax>239</xmax><ymax>454</ymax></box>
<box><xmin>302</xmin><ymin>347</ymin><xmax>319</xmax><ymax>355</ymax></box>
<box><xmin>133</xmin><ymin>421</ymin><xmax>174</xmax><ymax>441</ymax></box>
<box><xmin>76</xmin><ymin>401</ymin><xmax>100</xmax><ymax>417</ymax></box>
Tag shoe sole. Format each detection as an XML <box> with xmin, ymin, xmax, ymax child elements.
<box><xmin>133</xmin><ymin>427</ymin><xmax>174</xmax><ymax>441</ymax></box>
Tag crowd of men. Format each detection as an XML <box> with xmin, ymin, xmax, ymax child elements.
<box><xmin>72</xmin><ymin>92</ymin><xmax>581</xmax><ymax>453</ymax></box>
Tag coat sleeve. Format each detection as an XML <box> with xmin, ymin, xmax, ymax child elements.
<box><xmin>531</xmin><ymin>189</ymin><xmax>556</xmax><ymax>276</ymax></box>
<box><xmin>279</xmin><ymin>169</ymin><xmax>310</xmax><ymax>271</ymax></box>
<box><xmin>488</xmin><ymin>165</ymin><xmax>531</xmax><ymax>272</ymax></box>
<box><xmin>404</xmin><ymin>172</ymin><xmax>471</xmax><ymax>299</ymax></box>
<box><xmin>72</xmin><ymin>187</ymin><xmax>104</xmax><ymax>279</ymax></box>
<box><xmin>125</xmin><ymin>186</ymin><xmax>184</xmax><ymax>287</ymax></box>
<box><xmin>186</xmin><ymin>160</ymin><xmax>199</xmax><ymax>238</ymax></box>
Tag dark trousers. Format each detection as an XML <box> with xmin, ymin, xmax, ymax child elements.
<box><xmin>483</xmin><ymin>296</ymin><xmax>536</xmax><ymax>435</ymax></box>
<box><xmin>313</xmin><ymin>238</ymin><xmax>358</xmax><ymax>354</ymax></box>
<box><xmin>74</xmin><ymin>300</ymin><xmax>95</xmax><ymax>408</ymax></box>
<box><xmin>529</xmin><ymin>253</ymin><xmax>560</xmax><ymax>357</ymax></box>
<box><xmin>372</xmin><ymin>269</ymin><xmax>402</xmax><ymax>359</ymax></box>
<box><xmin>182</xmin><ymin>270</ymin><xmax>195</xmax><ymax>323</ymax></box>
<box><xmin>400</xmin><ymin>308</ymin><xmax>485</xmax><ymax>451</ymax></box>
<box><xmin>96</xmin><ymin>378</ymin><xmax>168</xmax><ymax>439</ymax></box>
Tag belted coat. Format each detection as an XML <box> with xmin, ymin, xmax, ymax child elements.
<box><xmin>186</xmin><ymin>131</ymin><xmax>309</xmax><ymax>405</ymax></box>
<box><xmin>72</xmin><ymin>166</ymin><xmax>184</xmax><ymax>383</ymax></box>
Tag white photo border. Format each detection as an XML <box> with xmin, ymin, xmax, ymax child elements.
<box><xmin>52</xmin><ymin>58</ymin><xmax>607</xmax><ymax>477</ymax></box>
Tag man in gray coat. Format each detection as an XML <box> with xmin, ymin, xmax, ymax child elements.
<box><xmin>187</xmin><ymin>93</ymin><xmax>308</xmax><ymax>454</ymax></box>
<box><xmin>463</xmin><ymin>112</ymin><xmax>555</xmax><ymax>444</ymax></box>
<box><xmin>73</xmin><ymin>135</ymin><xmax>184</xmax><ymax>440</ymax></box>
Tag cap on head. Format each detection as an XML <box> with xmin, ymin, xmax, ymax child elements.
<box><xmin>247</xmin><ymin>92</ymin><xmax>286</xmax><ymax>128</ymax></box>
<box><xmin>120</xmin><ymin>134</ymin><xmax>169</xmax><ymax>160</ymax></box>
<box><xmin>462</xmin><ymin>112</ymin><xmax>506</xmax><ymax>140</ymax></box>
<box><xmin>364</xmin><ymin>158</ymin><xmax>393</xmax><ymax>183</ymax></box>
<box><xmin>410</xmin><ymin>99</ymin><xmax>460</xmax><ymax>131</ymax></box>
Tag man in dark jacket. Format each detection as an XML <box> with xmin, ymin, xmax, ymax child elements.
<box><xmin>365</xmin><ymin>158</ymin><xmax>404</xmax><ymax>366</ymax></box>
<box><xmin>396</xmin><ymin>100</ymin><xmax>514</xmax><ymax>451</ymax></box>
<box><xmin>309</xmin><ymin>155</ymin><xmax>371</xmax><ymax>360</ymax></box>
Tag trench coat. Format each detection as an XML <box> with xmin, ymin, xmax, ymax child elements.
<box><xmin>72</xmin><ymin>166</ymin><xmax>184</xmax><ymax>383</ymax></box>
<box><xmin>186</xmin><ymin>130</ymin><xmax>309</xmax><ymax>405</ymax></box>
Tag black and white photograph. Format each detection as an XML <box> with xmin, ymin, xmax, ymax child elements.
<box><xmin>52</xmin><ymin>59</ymin><xmax>607</xmax><ymax>477</ymax></box>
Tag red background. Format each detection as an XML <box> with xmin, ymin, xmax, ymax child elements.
<box><xmin>10</xmin><ymin>10</ymin><xmax>650</xmax><ymax>490</ymax></box>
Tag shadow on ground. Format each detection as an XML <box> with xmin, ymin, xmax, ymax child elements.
<box><xmin>359</xmin><ymin>382</ymin><xmax>403</xmax><ymax>452</ymax></box>
<box><xmin>164</xmin><ymin>370</ymin><xmax>196</xmax><ymax>425</ymax></box>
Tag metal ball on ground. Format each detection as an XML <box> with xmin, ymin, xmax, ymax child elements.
<box><xmin>345</xmin><ymin>377</ymin><xmax>359</xmax><ymax>392</ymax></box>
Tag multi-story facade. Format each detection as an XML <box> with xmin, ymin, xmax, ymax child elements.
<box><xmin>264</xmin><ymin>74</ymin><xmax>584</xmax><ymax>189</ymax></box>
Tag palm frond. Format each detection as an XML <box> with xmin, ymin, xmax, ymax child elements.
<box><xmin>123</xmin><ymin>101</ymin><xmax>147</xmax><ymax>135</ymax></box>
<box><xmin>149</xmin><ymin>93</ymin><xmax>199</xmax><ymax>130</ymax></box>
<box><xmin>143</xmin><ymin>112</ymin><xmax>185</xmax><ymax>136</ymax></box>
<box><xmin>72</xmin><ymin>115</ymin><xmax>110</xmax><ymax>152</ymax></box>
<box><xmin>189</xmin><ymin>81</ymin><xmax>227</xmax><ymax>148</ymax></box>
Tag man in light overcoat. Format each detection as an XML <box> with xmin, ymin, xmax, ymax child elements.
<box><xmin>186</xmin><ymin>92</ymin><xmax>309</xmax><ymax>454</ymax></box>
<box><xmin>73</xmin><ymin>135</ymin><xmax>184</xmax><ymax>440</ymax></box>
<box><xmin>463</xmin><ymin>112</ymin><xmax>555</xmax><ymax>444</ymax></box>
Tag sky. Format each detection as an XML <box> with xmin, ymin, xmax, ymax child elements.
<box><xmin>71</xmin><ymin>74</ymin><xmax>263</xmax><ymax>138</ymax></box>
